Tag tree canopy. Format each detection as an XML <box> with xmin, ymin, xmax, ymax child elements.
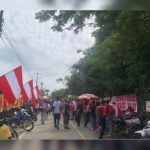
<box><xmin>36</xmin><ymin>11</ymin><xmax>150</xmax><ymax>110</ymax></box>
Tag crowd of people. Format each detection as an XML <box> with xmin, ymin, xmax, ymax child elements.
<box><xmin>35</xmin><ymin>97</ymin><xmax>136</xmax><ymax>139</ymax></box>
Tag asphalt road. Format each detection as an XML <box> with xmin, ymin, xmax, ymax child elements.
<box><xmin>17</xmin><ymin>113</ymin><xmax>103</xmax><ymax>140</ymax></box>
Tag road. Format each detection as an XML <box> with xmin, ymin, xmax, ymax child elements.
<box><xmin>17</xmin><ymin>113</ymin><xmax>105</xmax><ymax>140</ymax></box>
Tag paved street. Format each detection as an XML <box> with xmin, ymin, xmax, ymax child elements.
<box><xmin>17</xmin><ymin>113</ymin><xmax>101</xmax><ymax>140</ymax></box>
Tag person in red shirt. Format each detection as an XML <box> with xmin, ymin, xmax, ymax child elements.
<box><xmin>106</xmin><ymin>101</ymin><xmax>115</xmax><ymax>136</ymax></box>
<box><xmin>97</xmin><ymin>100</ymin><xmax>108</xmax><ymax>139</ymax></box>
<box><xmin>84</xmin><ymin>99</ymin><xmax>92</xmax><ymax>127</ymax></box>
<box><xmin>75</xmin><ymin>100</ymin><xmax>83</xmax><ymax>128</ymax></box>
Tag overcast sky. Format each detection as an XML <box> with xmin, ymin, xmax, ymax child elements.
<box><xmin>0</xmin><ymin>10</ymin><xmax>95</xmax><ymax>92</ymax></box>
<box><xmin>0</xmin><ymin>0</ymin><xmax>111</xmax><ymax>10</ymax></box>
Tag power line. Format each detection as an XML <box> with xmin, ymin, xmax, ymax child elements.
<box><xmin>1</xmin><ymin>37</ymin><xmax>17</xmax><ymax>64</ymax></box>
<box><xmin>2</xmin><ymin>30</ymin><xmax>33</xmax><ymax>78</ymax></box>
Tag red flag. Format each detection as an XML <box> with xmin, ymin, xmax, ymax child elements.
<box><xmin>28</xmin><ymin>80</ymin><xmax>36</xmax><ymax>108</ymax></box>
<box><xmin>35</xmin><ymin>86</ymin><xmax>42</xmax><ymax>95</ymax></box>
<box><xmin>22</xmin><ymin>81</ymin><xmax>32</xmax><ymax>104</ymax></box>
<box><xmin>0</xmin><ymin>66</ymin><xmax>23</xmax><ymax>105</ymax></box>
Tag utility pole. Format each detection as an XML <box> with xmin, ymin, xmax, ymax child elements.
<box><xmin>36</xmin><ymin>72</ymin><xmax>39</xmax><ymax>86</ymax></box>
<box><xmin>0</xmin><ymin>10</ymin><xmax>4</xmax><ymax>37</ymax></box>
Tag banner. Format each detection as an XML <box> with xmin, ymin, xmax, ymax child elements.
<box><xmin>28</xmin><ymin>80</ymin><xmax>36</xmax><ymax>108</ymax></box>
<box><xmin>127</xmin><ymin>95</ymin><xmax>137</xmax><ymax>112</ymax></box>
<box><xmin>146</xmin><ymin>101</ymin><xmax>150</xmax><ymax>112</ymax></box>
<box><xmin>113</xmin><ymin>94</ymin><xmax>137</xmax><ymax>112</ymax></box>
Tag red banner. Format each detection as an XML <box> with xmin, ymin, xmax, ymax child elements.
<box><xmin>113</xmin><ymin>94</ymin><xmax>137</xmax><ymax>112</ymax></box>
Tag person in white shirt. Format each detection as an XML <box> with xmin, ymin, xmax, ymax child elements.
<box><xmin>53</xmin><ymin>97</ymin><xmax>62</xmax><ymax>130</ymax></box>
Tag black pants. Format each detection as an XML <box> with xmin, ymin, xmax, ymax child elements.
<box><xmin>84</xmin><ymin>112</ymin><xmax>90</xmax><ymax>127</ymax></box>
<box><xmin>76</xmin><ymin>114</ymin><xmax>81</xmax><ymax>127</ymax></box>
<box><xmin>99</xmin><ymin>117</ymin><xmax>106</xmax><ymax>138</ymax></box>
<box><xmin>54</xmin><ymin>113</ymin><xmax>60</xmax><ymax>128</ymax></box>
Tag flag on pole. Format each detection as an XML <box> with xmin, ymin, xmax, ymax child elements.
<box><xmin>28</xmin><ymin>80</ymin><xmax>36</xmax><ymax>108</ymax></box>
<box><xmin>33</xmin><ymin>88</ymin><xmax>38</xmax><ymax>99</ymax></box>
<box><xmin>0</xmin><ymin>66</ymin><xmax>23</xmax><ymax>105</ymax></box>
<box><xmin>22</xmin><ymin>81</ymin><xmax>32</xmax><ymax>104</ymax></box>
<box><xmin>35</xmin><ymin>86</ymin><xmax>42</xmax><ymax>95</ymax></box>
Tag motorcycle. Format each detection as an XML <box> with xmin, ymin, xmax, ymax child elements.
<box><xmin>0</xmin><ymin>114</ymin><xmax>18</xmax><ymax>139</ymax></box>
<box><xmin>133</xmin><ymin>120</ymin><xmax>150</xmax><ymax>139</ymax></box>
<box><xmin>114</xmin><ymin>115</ymin><xmax>142</xmax><ymax>138</ymax></box>
<box><xmin>7</xmin><ymin>109</ymin><xmax>34</xmax><ymax>132</ymax></box>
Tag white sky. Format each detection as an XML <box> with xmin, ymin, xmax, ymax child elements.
<box><xmin>0</xmin><ymin>10</ymin><xmax>95</xmax><ymax>92</ymax></box>
<box><xmin>0</xmin><ymin>0</ymin><xmax>112</xmax><ymax>10</ymax></box>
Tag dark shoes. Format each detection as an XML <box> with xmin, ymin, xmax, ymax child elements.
<box><xmin>64</xmin><ymin>127</ymin><xmax>71</xmax><ymax>129</ymax></box>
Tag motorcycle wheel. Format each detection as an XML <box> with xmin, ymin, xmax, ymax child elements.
<box><xmin>32</xmin><ymin>116</ymin><xmax>37</xmax><ymax>122</ymax></box>
<box><xmin>130</xmin><ymin>133</ymin><xmax>142</xmax><ymax>139</ymax></box>
<box><xmin>22</xmin><ymin>119</ymin><xmax>34</xmax><ymax>132</ymax></box>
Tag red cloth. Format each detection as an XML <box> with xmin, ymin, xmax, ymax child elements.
<box><xmin>0</xmin><ymin>66</ymin><xmax>23</xmax><ymax>105</ymax></box>
<box><xmin>98</xmin><ymin>105</ymin><xmax>108</xmax><ymax>119</ymax></box>
<box><xmin>126</xmin><ymin>106</ymin><xmax>135</xmax><ymax>113</ymax></box>
<box><xmin>107</xmin><ymin>104</ymin><xmax>115</xmax><ymax>116</ymax></box>
<box><xmin>87</xmin><ymin>101</ymin><xmax>92</xmax><ymax>112</ymax></box>
<box><xmin>118</xmin><ymin>108</ymin><xmax>123</xmax><ymax>118</ymax></box>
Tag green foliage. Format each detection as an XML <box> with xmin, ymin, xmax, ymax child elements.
<box><xmin>50</xmin><ymin>88</ymin><xmax>68</xmax><ymax>99</ymax></box>
<box><xmin>36</xmin><ymin>11</ymin><xmax>150</xmax><ymax>110</ymax></box>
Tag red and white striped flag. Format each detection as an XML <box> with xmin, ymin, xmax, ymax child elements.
<box><xmin>28</xmin><ymin>80</ymin><xmax>36</xmax><ymax>108</ymax></box>
<box><xmin>0</xmin><ymin>66</ymin><xmax>23</xmax><ymax>105</ymax></box>
<box><xmin>22</xmin><ymin>81</ymin><xmax>32</xmax><ymax>104</ymax></box>
<box><xmin>33</xmin><ymin>87</ymin><xmax>38</xmax><ymax>99</ymax></box>
<box><xmin>35</xmin><ymin>86</ymin><xmax>42</xmax><ymax>95</ymax></box>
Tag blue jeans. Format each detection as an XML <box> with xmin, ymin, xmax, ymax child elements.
<box><xmin>106</xmin><ymin>116</ymin><xmax>114</xmax><ymax>135</ymax></box>
<box><xmin>91</xmin><ymin>116</ymin><xmax>97</xmax><ymax>130</ymax></box>
<box><xmin>54</xmin><ymin>113</ymin><xmax>60</xmax><ymax>128</ymax></box>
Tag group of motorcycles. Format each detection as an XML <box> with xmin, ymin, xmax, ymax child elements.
<box><xmin>0</xmin><ymin>106</ymin><xmax>38</xmax><ymax>139</ymax></box>
<box><xmin>114</xmin><ymin>112</ymin><xmax>150</xmax><ymax>139</ymax></box>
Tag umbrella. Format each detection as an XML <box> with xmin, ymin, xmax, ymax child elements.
<box><xmin>78</xmin><ymin>94</ymin><xmax>99</xmax><ymax>101</ymax></box>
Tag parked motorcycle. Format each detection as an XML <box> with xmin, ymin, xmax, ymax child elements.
<box><xmin>114</xmin><ymin>114</ymin><xmax>142</xmax><ymax>138</ymax></box>
<box><xmin>7</xmin><ymin>109</ymin><xmax>34</xmax><ymax>132</ymax></box>
<box><xmin>0</xmin><ymin>113</ymin><xmax>18</xmax><ymax>139</ymax></box>
<box><xmin>133</xmin><ymin>120</ymin><xmax>150</xmax><ymax>139</ymax></box>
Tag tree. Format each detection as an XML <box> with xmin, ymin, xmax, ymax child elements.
<box><xmin>36</xmin><ymin>11</ymin><xmax>150</xmax><ymax>110</ymax></box>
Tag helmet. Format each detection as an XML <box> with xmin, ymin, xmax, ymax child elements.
<box><xmin>125</xmin><ymin>112</ymin><xmax>131</xmax><ymax>117</ymax></box>
<box><xmin>147</xmin><ymin>120</ymin><xmax>150</xmax><ymax>127</ymax></box>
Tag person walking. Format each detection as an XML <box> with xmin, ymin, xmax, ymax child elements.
<box><xmin>84</xmin><ymin>100</ymin><xmax>92</xmax><ymax>127</ymax></box>
<box><xmin>69</xmin><ymin>100</ymin><xmax>74</xmax><ymax>120</ymax></box>
<box><xmin>97</xmin><ymin>100</ymin><xmax>108</xmax><ymax>139</ymax></box>
<box><xmin>106</xmin><ymin>101</ymin><xmax>115</xmax><ymax>137</ymax></box>
<box><xmin>91</xmin><ymin>100</ymin><xmax>97</xmax><ymax>132</ymax></box>
<box><xmin>75</xmin><ymin>100</ymin><xmax>83</xmax><ymax>129</ymax></box>
<box><xmin>41</xmin><ymin>99</ymin><xmax>47</xmax><ymax>125</ymax></box>
<box><xmin>53</xmin><ymin>97</ymin><xmax>62</xmax><ymax>130</ymax></box>
<box><xmin>72</xmin><ymin>99</ymin><xmax>77</xmax><ymax>120</ymax></box>
<box><xmin>63</xmin><ymin>99</ymin><xmax>70</xmax><ymax>129</ymax></box>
